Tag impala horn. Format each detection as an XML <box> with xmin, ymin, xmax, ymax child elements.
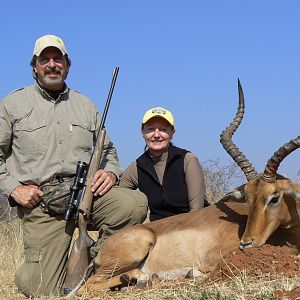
<box><xmin>262</xmin><ymin>136</ymin><xmax>300</xmax><ymax>183</ymax></box>
<box><xmin>220</xmin><ymin>79</ymin><xmax>258</xmax><ymax>181</ymax></box>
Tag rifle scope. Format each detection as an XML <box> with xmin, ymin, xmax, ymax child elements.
<box><xmin>64</xmin><ymin>161</ymin><xmax>87</xmax><ymax>221</ymax></box>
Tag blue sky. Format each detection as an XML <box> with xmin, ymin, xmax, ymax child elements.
<box><xmin>1</xmin><ymin>1</ymin><xmax>299</xmax><ymax>181</ymax></box>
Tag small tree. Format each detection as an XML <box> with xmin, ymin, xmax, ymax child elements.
<box><xmin>202</xmin><ymin>159</ymin><xmax>245</xmax><ymax>204</ymax></box>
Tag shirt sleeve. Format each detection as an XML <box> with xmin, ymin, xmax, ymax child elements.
<box><xmin>0</xmin><ymin>103</ymin><xmax>22</xmax><ymax>196</ymax></box>
<box><xmin>99</xmin><ymin>132</ymin><xmax>122</xmax><ymax>178</ymax></box>
<box><xmin>184</xmin><ymin>152</ymin><xmax>205</xmax><ymax>211</ymax></box>
<box><xmin>119</xmin><ymin>161</ymin><xmax>139</xmax><ymax>189</ymax></box>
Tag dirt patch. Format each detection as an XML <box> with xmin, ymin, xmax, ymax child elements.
<box><xmin>275</xmin><ymin>288</ymin><xmax>300</xmax><ymax>300</ymax></box>
<box><xmin>211</xmin><ymin>244</ymin><xmax>300</xmax><ymax>299</ymax></box>
<box><xmin>211</xmin><ymin>244</ymin><xmax>300</xmax><ymax>280</ymax></box>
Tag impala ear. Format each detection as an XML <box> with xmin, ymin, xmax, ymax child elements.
<box><xmin>222</xmin><ymin>184</ymin><xmax>246</xmax><ymax>203</ymax></box>
<box><xmin>287</xmin><ymin>182</ymin><xmax>300</xmax><ymax>201</ymax></box>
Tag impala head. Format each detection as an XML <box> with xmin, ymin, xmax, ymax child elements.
<box><xmin>220</xmin><ymin>80</ymin><xmax>300</xmax><ymax>249</ymax></box>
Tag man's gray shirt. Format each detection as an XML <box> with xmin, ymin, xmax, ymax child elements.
<box><xmin>0</xmin><ymin>83</ymin><xmax>122</xmax><ymax>197</ymax></box>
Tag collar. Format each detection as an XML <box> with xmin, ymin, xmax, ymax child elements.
<box><xmin>147</xmin><ymin>143</ymin><xmax>172</xmax><ymax>161</ymax></box>
<box><xmin>147</xmin><ymin>150</ymin><xmax>169</xmax><ymax>165</ymax></box>
<box><xmin>34</xmin><ymin>82</ymin><xmax>69</xmax><ymax>102</ymax></box>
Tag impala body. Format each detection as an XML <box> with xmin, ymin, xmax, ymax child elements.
<box><xmin>93</xmin><ymin>200</ymin><xmax>249</xmax><ymax>281</ymax></box>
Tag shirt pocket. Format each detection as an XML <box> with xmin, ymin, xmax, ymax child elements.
<box><xmin>15</xmin><ymin>119</ymin><xmax>47</xmax><ymax>154</ymax></box>
<box><xmin>71</xmin><ymin>120</ymin><xmax>95</xmax><ymax>152</ymax></box>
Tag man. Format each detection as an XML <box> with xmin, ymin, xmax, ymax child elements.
<box><xmin>0</xmin><ymin>34</ymin><xmax>147</xmax><ymax>297</ymax></box>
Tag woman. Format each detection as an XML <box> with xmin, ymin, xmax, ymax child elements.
<box><xmin>119</xmin><ymin>106</ymin><xmax>206</xmax><ymax>221</ymax></box>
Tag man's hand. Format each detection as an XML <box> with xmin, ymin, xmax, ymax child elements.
<box><xmin>91</xmin><ymin>170</ymin><xmax>116</xmax><ymax>196</ymax></box>
<box><xmin>11</xmin><ymin>185</ymin><xmax>44</xmax><ymax>208</ymax></box>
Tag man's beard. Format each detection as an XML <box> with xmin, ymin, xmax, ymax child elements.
<box><xmin>42</xmin><ymin>74</ymin><xmax>64</xmax><ymax>88</ymax></box>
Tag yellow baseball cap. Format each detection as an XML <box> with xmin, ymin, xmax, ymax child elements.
<box><xmin>142</xmin><ymin>106</ymin><xmax>175</xmax><ymax>127</ymax></box>
<box><xmin>33</xmin><ymin>34</ymin><xmax>68</xmax><ymax>57</ymax></box>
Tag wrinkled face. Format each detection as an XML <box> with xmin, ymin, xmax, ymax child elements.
<box><xmin>240</xmin><ymin>178</ymin><xmax>291</xmax><ymax>249</ymax></box>
<box><xmin>142</xmin><ymin>117</ymin><xmax>175</xmax><ymax>156</ymax></box>
<box><xmin>34</xmin><ymin>47</ymin><xmax>69</xmax><ymax>91</ymax></box>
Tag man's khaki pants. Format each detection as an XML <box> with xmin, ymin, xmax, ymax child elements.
<box><xmin>15</xmin><ymin>187</ymin><xmax>148</xmax><ymax>298</ymax></box>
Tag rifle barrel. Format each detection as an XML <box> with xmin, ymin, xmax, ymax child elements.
<box><xmin>98</xmin><ymin>66</ymin><xmax>119</xmax><ymax>135</ymax></box>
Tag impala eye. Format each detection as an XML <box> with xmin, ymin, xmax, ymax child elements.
<box><xmin>269</xmin><ymin>194</ymin><xmax>280</xmax><ymax>205</ymax></box>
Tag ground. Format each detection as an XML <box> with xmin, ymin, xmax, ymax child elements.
<box><xmin>211</xmin><ymin>244</ymin><xmax>300</xmax><ymax>300</ymax></box>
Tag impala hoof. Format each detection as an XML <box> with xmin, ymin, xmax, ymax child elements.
<box><xmin>239</xmin><ymin>242</ymin><xmax>253</xmax><ymax>250</ymax></box>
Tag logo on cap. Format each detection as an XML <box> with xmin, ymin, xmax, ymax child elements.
<box><xmin>152</xmin><ymin>107</ymin><xmax>167</xmax><ymax>115</ymax></box>
<box><xmin>142</xmin><ymin>106</ymin><xmax>175</xmax><ymax>126</ymax></box>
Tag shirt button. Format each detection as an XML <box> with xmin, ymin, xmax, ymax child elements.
<box><xmin>57</xmin><ymin>120</ymin><xmax>61</xmax><ymax>124</ymax></box>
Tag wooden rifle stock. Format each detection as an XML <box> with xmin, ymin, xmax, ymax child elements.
<box><xmin>63</xmin><ymin>67</ymin><xmax>119</xmax><ymax>291</ymax></box>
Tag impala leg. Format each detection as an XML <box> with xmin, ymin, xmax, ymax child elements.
<box><xmin>120</xmin><ymin>268</ymin><xmax>150</xmax><ymax>288</ymax></box>
<box><xmin>92</xmin><ymin>225</ymin><xmax>156</xmax><ymax>276</ymax></box>
<box><xmin>78</xmin><ymin>225</ymin><xmax>156</xmax><ymax>293</ymax></box>
<box><xmin>78</xmin><ymin>268</ymin><xmax>149</xmax><ymax>294</ymax></box>
<box><xmin>78</xmin><ymin>273</ymin><xmax>124</xmax><ymax>293</ymax></box>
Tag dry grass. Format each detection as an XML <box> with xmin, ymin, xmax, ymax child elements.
<box><xmin>0</xmin><ymin>218</ymin><xmax>26</xmax><ymax>299</ymax></box>
<box><xmin>1</xmin><ymin>219</ymin><xmax>300</xmax><ymax>300</ymax></box>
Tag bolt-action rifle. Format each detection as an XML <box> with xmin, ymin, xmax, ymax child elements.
<box><xmin>63</xmin><ymin>67</ymin><xmax>119</xmax><ymax>292</ymax></box>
